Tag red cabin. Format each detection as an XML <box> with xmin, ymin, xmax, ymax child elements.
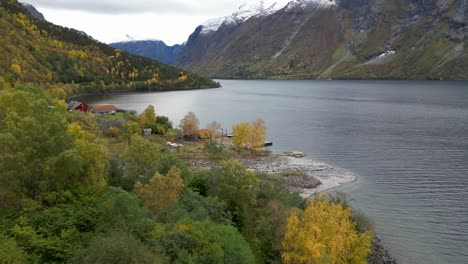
<box><xmin>67</xmin><ymin>101</ymin><xmax>89</xmax><ymax>112</ymax></box>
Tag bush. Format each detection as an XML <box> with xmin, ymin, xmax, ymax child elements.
<box><xmin>156</xmin><ymin>115</ymin><xmax>173</xmax><ymax>130</ymax></box>
<box><xmin>204</xmin><ymin>142</ymin><xmax>227</xmax><ymax>160</ymax></box>
<box><xmin>107</xmin><ymin>127</ymin><xmax>119</xmax><ymax>138</ymax></box>
<box><xmin>352</xmin><ymin>210</ymin><xmax>375</xmax><ymax>234</ymax></box>
<box><xmin>0</xmin><ymin>232</ymin><xmax>27</xmax><ymax>264</ymax></box>
<box><xmin>155</xmin><ymin>220</ymin><xmax>254</xmax><ymax>264</ymax></box>
<box><xmin>72</xmin><ymin>229</ymin><xmax>167</xmax><ymax>264</ymax></box>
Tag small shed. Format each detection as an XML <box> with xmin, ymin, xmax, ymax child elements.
<box><xmin>92</xmin><ymin>105</ymin><xmax>117</xmax><ymax>114</ymax></box>
<box><xmin>143</xmin><ymin>128</ymin><xmax>152</xmax><ymax>136</ymax></box>
<box><xmin>67</xmin><ymin>101</ymin><xmax>89</xmax><ymax>112</ymax></box>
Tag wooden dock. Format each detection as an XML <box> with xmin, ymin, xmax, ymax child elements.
<box><xmin>224</xmin><ymin>133</ymin><xmax>272</xmax><ymax>147</ymax></box>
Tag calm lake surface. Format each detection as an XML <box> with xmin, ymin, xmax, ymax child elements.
<box><xmin>82</xmin><ymin>80</ymin><xmax>468</xmax><ymax>264</ymax></box>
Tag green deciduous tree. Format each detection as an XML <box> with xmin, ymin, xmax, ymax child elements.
<box><xmin>210</xmin><ymin>161</ymin><xmax>259</xmax><ymax>231</ymax></box>
<box><xmin>120</xmin><ymin>135</ymin><xmax>161</xmax><ymax>179</ymax></box>
<box><xmin>68</xmin><ymin>123</ymin><xmax>108</xmax><ymax>187</ymax></box>
<box><xmin>10</xmin><ymin>189</ymin><xmax>103</xmax><ymax>263</ymax></box>
<box><xmin>123</xmin><ymin>121</ymin><xmax>142</xmax><ymax>139</ymax></box>
<box><xmin>155</xmin><ymin>220</ymin><xmax>254</xmax><ymax>264</ymax></box>
<box><xmin>0</xmin><ymin>91</ymin><xmax>107</xmax><ymax>208</ymax></box>
<box><xmin>0</xmin><ymin>232</ymin><xmax>27</xmax><ymax>264</ymax></box>
<box><xmin>73</xmin><ymin>229</ymin><xmax>166</xmax><ymax>264</ymax></box>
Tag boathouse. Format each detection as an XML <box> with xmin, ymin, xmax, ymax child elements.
<box><xmin>92</xmin><ymin>105</ymin><xmax>117</xmax><ymax>114</ymax></box>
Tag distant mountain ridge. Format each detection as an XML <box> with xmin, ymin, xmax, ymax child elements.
<box><xmin>110</xmin><ymin>40</ymin><xmax>183</xmax><ymax>65</ymax></box>
<box><xmin>115</xmin><ymin>0</ymin><xmax>468</xmax><ymax>80</ymax></box>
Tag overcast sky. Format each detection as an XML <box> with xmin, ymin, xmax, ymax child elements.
<box><xmin>26</xmin><ymin>0</ymin><xmax>291</xmax><ymax>45</ymax></box>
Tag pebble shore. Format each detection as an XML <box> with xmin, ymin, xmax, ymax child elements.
<box><xmin>189</xmin><ymin>152</ymin><xmax>356</xmax><ymax>197</ymax></box>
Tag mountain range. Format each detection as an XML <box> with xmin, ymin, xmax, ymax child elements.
<box><xmin>112</xmin><ymin>0</ymin><xmax>468</xmax><ymax>80</ymax></box>
<box><xmin>111</xmin><ymin>40</ymin><xmax>183</xmax><ymax>65</ymax></box>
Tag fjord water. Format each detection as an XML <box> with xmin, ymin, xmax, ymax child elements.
<box><xmin>83</xmin><ymin>80</ymin><xmax>468</xmax><ymax>264</ymax></box>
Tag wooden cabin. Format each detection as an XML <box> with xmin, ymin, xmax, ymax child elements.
<box><xmin>67</xmin><ymin>101</ymin><xmax>89</xmax><ymax>112</ymax></box>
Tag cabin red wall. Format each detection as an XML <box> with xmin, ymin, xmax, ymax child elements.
<box><xmin>75</xmin><ymin>104</ymin><xmax>88</xmax><ymax>112</ymax></box>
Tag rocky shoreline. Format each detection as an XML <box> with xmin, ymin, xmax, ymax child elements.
<box><xmin>368</xmin><ymin>238</ymin><xmax>398</xmax><ymax>264</ymax></box>
<box><xmin>189</xmin><ymin>152</ymin><xmax>356</xmax><ymax>197</ymax></box>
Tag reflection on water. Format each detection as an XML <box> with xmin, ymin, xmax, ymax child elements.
<box><xmin>82</xmin><ymin>80</ymin><xmax>468</xmax><ymax>264</ymax></box>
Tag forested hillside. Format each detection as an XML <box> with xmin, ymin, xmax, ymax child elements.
<box><xmin>0</xmin><ymin>0</ymin><xmax>218</xmax><ymax>94</ymax></box>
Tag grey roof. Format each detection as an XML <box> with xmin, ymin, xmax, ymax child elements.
<box><xmin>67</xmin><ymin>101</ymin><xmax>82</xmax><ymax>111</ymax></box>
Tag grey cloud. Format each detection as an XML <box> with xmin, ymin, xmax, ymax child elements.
<box><xmin>26</xmin><ymin>0</ymin><xmax>242</xmax><ymax>15</ymax></box>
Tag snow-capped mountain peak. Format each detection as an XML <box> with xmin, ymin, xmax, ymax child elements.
<box><xmin>200</xmin><ymin>1</ymin><xmax>280</xmax><ymax>35</ymax></box>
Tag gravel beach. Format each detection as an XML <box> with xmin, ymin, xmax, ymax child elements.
<box><xmin>189</xmin><ymin>152</ymin><xmax>357</xmax><ymax>197</ymax></box>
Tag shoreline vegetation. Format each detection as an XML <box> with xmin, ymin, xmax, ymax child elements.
<box><xmin>67</xmin><ymin>83</ymin><xmax>221</xmax><ymax>101</ymax></box>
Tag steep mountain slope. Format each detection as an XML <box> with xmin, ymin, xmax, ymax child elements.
<box><xmin>177</xmin><ymin>0</ymin><xmax>468</xmax><ymax>80</ymax></box>
<box><xmin>111</xmin><ymin>3</ymin><xmax>280</xmax><ymax>67</ymax></box>
<box><xmin>110</xmin><ymin>40</ymin><xmax>183</xmax><ymax>65</ymax></box>
<box><xmin>0</xmin><ymin>0</ymin><xmax>218</xmax><ymax>92</ymax></box>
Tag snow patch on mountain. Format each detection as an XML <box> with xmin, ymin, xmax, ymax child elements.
<box><xmin>285</xmin><ymin>0</ymin><xmax>336</xmax><ymax>10</ymax></box>
<box><xmin>200</xmin><ymin>18</ymin><xmax>225</xmax><ymax>35</ymax></box>
<box><xmin>200</xmin><ymin>2</ymin><xmax>280</xmax><ymax>35</ymax></box>
<box><xmin>378</xmin><ymin>50</ymin><xmax>396</xmax><ymax>58</ymax></box>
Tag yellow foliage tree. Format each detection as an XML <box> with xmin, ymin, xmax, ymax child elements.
<box><xmin>282</xmin><ymin>195</ymin><xmax>372</xmax><ymax>264</ymax></box>
<box><xmin>134</xmin><ymin>166</ymin><xmax>184</xmax><ymax>214</ymax></box>
<box><xmin>232</xmin><ymin>122</ymin><xmax>250</xmax><ymax>150</ymax></box>
<box><xmin>67</xmin><ymin>123</ymin><xmax>107</xmax><ymax>187</ymax></box>
<box><xmin>69</xmin><ymin>50</ymin><xmax>87</xmax><ymax>60</ymax></box>
<box><xmin>10</xmin><ymin>64</ymin><xmax>22</xmax><ymax>77</ymax></box>
<box><xmin>178</xmin><ymin>74</ymin><xmax>188</xmax><ymax>82</ymax></box>
<box><xmin>138</xmin><ymin>105</ymin><xmax>157</xmax><ymax>127</ymax></box>
<box><xmin>50</xmin><ymin>87</ymin><xmax>67</xmax><ymax>100</ymax></box>
<box><xmin>248</xmin><ymin>119</ymin><xmax>266</xmax><ymax>153</ymax></box>
<box><xmin>0</xmin><ymin>77</ymin><xmax>11</xmax><ymax>90</ymax></box>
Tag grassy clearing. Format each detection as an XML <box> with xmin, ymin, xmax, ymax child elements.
<box><xmin>95</xmin><ymin>112</ymin><xmax>127</xmax><ymax>120</ymax></box>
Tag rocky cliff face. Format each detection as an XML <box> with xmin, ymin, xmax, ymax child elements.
<box><xmin>177</xmin><ymin>0</ymin><xmax>468</xmax><ymax>80</ymax></box>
